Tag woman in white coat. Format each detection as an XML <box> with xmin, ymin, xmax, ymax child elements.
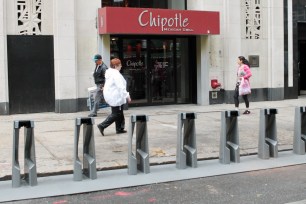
<box><xmin>97</xmin><ymin>58</ymin><xmax>131</xmax><ymax>136</ymax></box>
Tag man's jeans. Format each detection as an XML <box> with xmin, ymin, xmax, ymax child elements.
<box><xmin>90</xmin><ymin>84</ymin><xmax>103</xmax><ymax>115</ymax></box>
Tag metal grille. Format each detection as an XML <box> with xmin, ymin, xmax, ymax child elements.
<box><xmin>244</xmin><ymin>0</ymin><xmax>261</xmax><ymax>39</ymax></box>
<box><xmin>17</xmin><ymin>0</ymin><xmax>42</xmax><ymax>35</ymax></box>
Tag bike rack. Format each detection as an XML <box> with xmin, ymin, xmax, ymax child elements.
<box><xmin>293</xmin><ymin>106</ymin><xmax>306</xmax><ymax>155</ymax></box>
<box><xmin>128</xmin><ymin>115</ymin><xmax>150</xmax><ymax>175</ymax></box>
<box><xmin>258</xmin><ymin>108</ymin><xmax>278</xmax><ymax>159</ymax></box>
<box><xmin>219</xmin><ymin>111</ymin><xmax>240</xmax><ymax>164</ymax></box>
<box><xmin>176</xmin><ymin>112</ymin><xmax>197</xmax><ymax>169</ymax></box>
<box><xmin>12</xmin><ymin>120</ymin><xmax>37</xmax><ymax>188</ymax></box>
<box><xmin>73</xmin><ymin>117</ymin><xmax>97</xmax><ymax>181</ymax></box>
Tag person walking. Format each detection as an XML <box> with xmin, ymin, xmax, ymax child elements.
<box><xmin>88</xmin><ymin>54</ymin><xmax>108</xmax><ymax>117</ymax></box>
<box><xmin>234</xmin><ymin>56</ymin><xmax>252</xmax><ymax>114</ymax></box>
<box><xmin>97</xmin><ymin>58</ymin><xmax>131</xmax><ymax>136</ymax></box>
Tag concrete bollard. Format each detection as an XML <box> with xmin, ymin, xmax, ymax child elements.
<box><xmin>128</xmin><ymin>115</ymin><xmax>150</xmax><ymax>175</ymax></box>
<box><xmin>293</xmin><ymin>106</ymin><xmax>306</xmax><ymax>155</ymax></box>
<box><xmin>176</xmin><ymin>112</ymin><xmax>197</xmax><ymax>169</ymax></box>
<box><xmin>258</xmin><ymin>108</ymin><xmax>278</xmax><ymax>159</ymax></box>
<box><xmin>219</xmin><ymin>111</ymin><xmax>240</xmax><ymax>164</ymax></box>
<box><xmin>73</xmin><ymin>117</ymin><xmax>97</xmax><ymax>181</ymax></box>
<box><xmin>12</xmin><ymin>120</ymin><xmax>37</xmax><ymax>188</ymax></box>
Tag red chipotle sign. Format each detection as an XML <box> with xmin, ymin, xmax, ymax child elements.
<box><xmin>98</xmin><ymin>7</ymin><xmax>220</xmax><ymax>35</ymax></box>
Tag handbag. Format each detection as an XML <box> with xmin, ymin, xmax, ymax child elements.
<box><xmin>239</xmin><ymin>78</ymin><xmax>251</xmax><ymax>96</ymax></box>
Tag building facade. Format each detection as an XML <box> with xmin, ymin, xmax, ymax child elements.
<box><xmin>0</xmin><ymin>0</ymin><xmax>298</xmax><ymax>114</ymax></box>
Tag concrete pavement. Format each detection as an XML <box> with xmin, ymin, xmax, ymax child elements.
<box><xmin>1</xmin><ymin>97</ymin><xmax>306</xmax><ymax>179</ymax></box>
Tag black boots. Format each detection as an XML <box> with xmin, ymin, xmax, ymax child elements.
<box><xmin>97</xmin><ymin>123</ymin><xmax>126</xmax><ymax>136</ymax></box>
<box><xmin>97</xmin><ymin>124</ymin><xmax>104</xmax><ymax>136</ymax></box>
<box><xmin>97</xmin><ymin>106</ymin><xmax>127</xmax><ymax>136</ymax></box>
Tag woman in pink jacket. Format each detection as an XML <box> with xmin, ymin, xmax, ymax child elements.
<box><xmin>234</xmin><ymin>56</ymin><xmax>252</xmax><ymax>114</ymax></box>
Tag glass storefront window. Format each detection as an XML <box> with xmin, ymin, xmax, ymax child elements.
<box><xmin>122</xmin><ymin>39</ymin><xmax>148</xmax><ymax>104</ymax></box>
<box><xmin>110</xmin><ymin>36</ymin><xmax>194</xmax><ymax>106</ymax></box>
<box><xmin>110</xmin><ymin>37</ymin><xmax>119</xmax><ymax>58</ymax></box>
<box><xmin>151</xmin><ymin>39</ymin><xmax>175</xmax><ymax>103</ymax></box>
<box><xmin>102</xmin><ymin>0</ymin><xmax>186</xmax><ymax>10</ymax></box>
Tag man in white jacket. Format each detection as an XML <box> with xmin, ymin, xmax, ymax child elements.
<box><xmin>97</xmin><ymin>58</ymin><xmax>131</xmax><ymax>136</ymax></box>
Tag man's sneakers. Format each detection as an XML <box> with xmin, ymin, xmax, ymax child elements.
<box><xmin>97</xmin><ymin>125</ymin><xmax>127</xmax><ymax>136</ymax></box>
<box><xmin>88</xmin><ymin>113</ymin><xmax>97</xmax><ymax>117</ymax></box>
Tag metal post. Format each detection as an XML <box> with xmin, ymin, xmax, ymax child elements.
<box><xmin>176</xmin><ymin>112</ymin><xmax>197</xmax><ymax>169</ymax></box>
<box><xmin>128</xmin><ymin>115</ymin><xmax>149</xmax><ymax>175</ymax></box>
<box><xmin>219</xmin><ymin>111</ymin><xmax>240</xmax><ymax>164</ymax></box>
<box><xmin>73</xmin><ymin>117</ymin><xmax>97</xmax><ymax>181</ymax></box>
<box><xmin>12</xmin><ymin>120</ymin><xmax>37</xmax><ymax>188</ymax></box>
<box><xmin>293</xmin><ymin>106</ymin><xmax>306</xmax><ymax>155</ymax></box>
<box><xmin>258</xmin><ymin>108</ymin><xmax>278</xmax><ymax>159</ymax></box>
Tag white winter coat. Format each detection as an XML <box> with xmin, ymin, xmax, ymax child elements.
<box><xmin>103</xmin><ymin>68</ymin><xmax>130</xmax><ymax>107</ymax></box>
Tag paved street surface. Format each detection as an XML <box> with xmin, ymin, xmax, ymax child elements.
<box><xmin>5</xmin><ymin>164</ymin><xmax>306</xmax><ymax>204</ymax></box>
<box><xmin>1</xmin><ymin>97</ymin><xmax>306</xmax><ymax>179</ymax></box>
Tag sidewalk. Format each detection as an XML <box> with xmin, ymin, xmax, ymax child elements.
<box><xmin>1</xmin><ymin>97</ymin><xmax>305</xmax><ymax>179</ymax></box>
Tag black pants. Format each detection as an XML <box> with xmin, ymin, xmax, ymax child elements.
<box><xmin>234</xmin><ymin>84</ymin><xmax>249</xmax><ymax>108</ymax></box>
<box><xmin>99</xmin><ymin>105</ymin><xmax>125</xmax><ymax>131</ymax></box>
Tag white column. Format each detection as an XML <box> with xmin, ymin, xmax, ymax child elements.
<box><xmin>220</xmin><ymin>0</ymin><xmax>241</xmax><ymax>91</ymax></box>
<box><xmin>288</xmin><ymin>0</ymin><xmax>293</xmax><ymax>87</ymax></box>
<box><xmin>0</xmin><ymin>0</ymin><xmax>8</xmax><ymax>114</ymax></box>
<box><xmin>197</xmin><ymin>36</ymin><xmax>210</xmax><ymax>105</ymax></box>
<box><xmin>53</xmin><ymin>0</ymin><xmax>78</xmax><ymax>112</ymax></box>
<box><xmin>223</xmin><ymin>0</ymin><xmax>242</xmax><ymax>90</ymax></box>
<box><xmin>267</xmin><ymin>0</ymin><xmax>284</xmax><ymax>100</ymax></box>
<box><xmin>76</xmin><ymin>0</ymin><xmax>101</xmax><ymax>99</ymax></box>
<box><xmin>99</xmin><ymin>34</ymin><xmax>110</xmax><ymax>67</ymax></box>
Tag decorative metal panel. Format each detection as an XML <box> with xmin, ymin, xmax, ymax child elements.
<box><xmin>17</xmin><ymin>0</ymin><xmax>42</xmax><ymax>35</ymax></box>
<box><xmin>244</xmin><ymin>0</ymin><xmax>261</xmax><ymax>39</ymax></box>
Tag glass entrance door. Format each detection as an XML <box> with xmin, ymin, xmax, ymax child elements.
<box><xmin>122</xmin><ymin>39</ymin><xmax>148</xmax><ymax>104</ymax></box>
<box><xmin>121</xmin><ymin>38</ymin><xmax>175</xmax><ymax>105</ymax></box>
<box><xmin>150</xmin><ymin>39</ymin><xmax>175</xmax><ymax>103</ymax></box>
<box><xmin>118</xmin><ymin>36</ymin><xmax>195</xmax><ymax>106</ymax></box>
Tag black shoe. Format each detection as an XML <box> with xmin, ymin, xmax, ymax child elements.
<box><xmin>116</xmin><ymin>130</ymin><xmax>127</xmax><ymax>134</ymax></box>
<box><xmin>88</xmin><ymin>113</ymin><xmax>97</xmax><ymax>117</ymax></box>
<box><xmin>97</xmin><ymin>124</ymin><xmax>104</xmax><ymax>136</ymax></box>
<box><xmin>243</xmin><ymin>110</ymin><xmax>251</xmax><ymax>115</ymax></box>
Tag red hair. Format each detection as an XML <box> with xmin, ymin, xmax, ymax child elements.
<box><xmin>110</xmin><ymin>58</ymin><xmax>121</xmax><ymax>68</ymax></box>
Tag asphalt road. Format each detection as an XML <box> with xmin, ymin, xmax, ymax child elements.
<box><xmin>6</xmin><ymin>164</ymin><xmax>306</xmax><ymax>204</ymax></box>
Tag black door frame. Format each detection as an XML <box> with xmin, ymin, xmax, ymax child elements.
<box><xmin>297</xmin><ymin>22</ymin><xmax>306</xmax><ymax>95</ymax></box>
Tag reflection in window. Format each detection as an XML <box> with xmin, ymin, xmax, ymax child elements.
<box><xmin>110</xmin><ymin>37</ymin><xmax>119</xmax><ymax>59</ymax></box>
<box><xmin>151</xmin><ymin>39</ymin><xmax>175</xmax><ymax>103</ymax></box>
<box><xmin>122</xmin><ymin>39</ymin><xmax>148</xmax><ymax>103</ymax></box>
<box><xmin>102</xmin><ymin>0</ymin><xmax>185</xmax><ymax>10</ymax></box>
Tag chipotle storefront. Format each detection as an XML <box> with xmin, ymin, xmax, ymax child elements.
<box><xmin>98</xmin><ymin>7</ymin><xmax>219</xmax><ymax>106</ymax></box>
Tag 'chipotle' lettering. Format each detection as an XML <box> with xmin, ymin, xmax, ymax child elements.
<box><xmin>138</xmin><ymin>10</ymin><xmax>189</xmax><ymax>31</ymax></box>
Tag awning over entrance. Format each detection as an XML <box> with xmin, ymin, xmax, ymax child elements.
<box><xmin>98</xmin><ymin>7</ymin><xmax>220</xmax><ymax>35</ymax></box>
